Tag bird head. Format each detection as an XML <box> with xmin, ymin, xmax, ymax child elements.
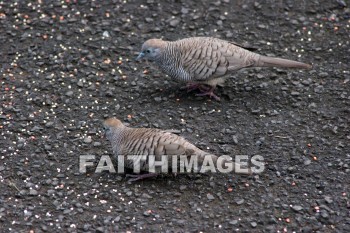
<box><xmin>103</xmin><ymin>117</ymin><xmax>125</xmax><ymax>139</ymax></box>
<box><xmin>136</xmin><ymin>39</ymin><xmax>166</xmax><ymax>61</ymax></box>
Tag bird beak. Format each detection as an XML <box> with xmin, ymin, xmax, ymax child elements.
<box><xmin>136</xmin><ymin>52</ymin><xmax>145</xmax><ymax>61</ymax></box>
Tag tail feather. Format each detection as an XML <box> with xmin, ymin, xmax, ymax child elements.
<box><xmin>257</xmin><ymin>55</ymin><xmax>312</xmax><ymax>69</ymax></box>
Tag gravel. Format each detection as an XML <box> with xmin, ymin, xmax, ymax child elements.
<box><xmin>0</xmin><ymin>0</ymin><xmax>349</xmax><ymax>232</ymax></box>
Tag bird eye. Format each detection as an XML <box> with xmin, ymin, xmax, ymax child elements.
<box><xmin>146</xmin><ymin>49</ymin><xmax>151</xmax><ymax>53</ymax></box>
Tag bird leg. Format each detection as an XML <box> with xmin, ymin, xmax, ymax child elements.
<box><xmin>180</xmin><ymin>83</ymin><xmax>211</xmax><ymax>92</ymax></box>
<box><xmin>125</xmin><ymin>173</ymin><xmax>158</xmax><ymax>182</ymax></box>
<box><xmin>180</xmin><ymin>83</ymin><xmax>220</xmax><ymax>100</ymax></box>
<box><xmin>195</xmin><ymin>86</ymin><xmax>221</xmax><ymax>101</ymax></box>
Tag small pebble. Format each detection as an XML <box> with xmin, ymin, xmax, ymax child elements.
<box><xmin>292</xmin><ymin>205</ymin><xmax>303</xmax><ymax>212</ymax></box>
<box><xmin>83</xmin><ymin>137</ymin><xmax>92</xmax><ymax>144</ymax></box>
<box><xmin>207</xmin><ymin>193</ymin><xmax>215</xmax><ymax>200</ymax></box>
<box><xmin>229</xmin><ymin>220</ymin><xmax>238</xmax><ymax>225</ymax></box>
<box><xmin>29</xmin><ymin>189</ymin><xmax>38</xmax><ymax>196</ymax></box>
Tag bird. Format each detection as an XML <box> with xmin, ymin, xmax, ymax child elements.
<box><xmin>103</xmin><ymin>117</ymin><xmax>251</xmax><ymax>181</ymax></box>
<box><xmin>136</xmin><ymin>37</ymin><xmax>312</xmax><ymax>100</ymax></box>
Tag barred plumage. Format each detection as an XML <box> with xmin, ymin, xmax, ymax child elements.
<box><xmin>103</xmin><ymin>117</ymin><xmax>250</xmax><ymax>181</ymax></box>
<box><xmin>137</xmin><ymin>37</ymin><xmax>312</xmax><ymax>100</ymax></box>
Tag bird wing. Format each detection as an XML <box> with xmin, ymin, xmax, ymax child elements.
<box><xmin>155</xmin><ymin>138</ymin><xmax>187</xmax><ymax>156</ymax></box>
<box><xmin>217</xmin><ymin>39</ymin><xmax>258</xmax><ymax>71</ymax></box>
<box><xmin>228</xmin><ymin>40</ymin><xmax>257</xmax><ymax>52</ymax></box>
<box><xmin>181</xmin><ymin>38</ymin><xmax>257</xmax><ymax>81</ymax></box>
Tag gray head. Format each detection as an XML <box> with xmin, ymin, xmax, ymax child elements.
<box><xmin>136</xmin><ymin>39</ymin><xmax>167</xmax><ymax>61</ymax></box>
<box><xmin>103</xmin><ymin>117</ymin><xmax>125</xmax><ymax>140</ymax></box>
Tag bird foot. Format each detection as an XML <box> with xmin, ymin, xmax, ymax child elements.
<box><xmin>196</xmin><ymin>87</ymin><xmax>221</xmax><ymax>101</ymax></box>
<box><xmin>180</xmin><ymin>83</ymin><xmax>211</xmax><ymax>93</ymax></box>
<box><xmin>126</xmin><ymin>173</ymin><xmax>158</xmax><ymax>182</ymax></box>
<box><xmin>180</xmin><ymin>83</ymin><xmax>220</xmax><ymax>100</ymax></box>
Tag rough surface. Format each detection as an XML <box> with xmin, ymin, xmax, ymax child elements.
<box><xmin>0</xmin><ymin>0</ymin><xmax>349</xmax><ymax>232</ymax></box>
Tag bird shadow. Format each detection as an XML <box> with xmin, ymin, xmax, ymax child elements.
<box><xmin>140</xmin><ymin>83</ymin><xmax>228</xmax><ymax>104</ymax></box>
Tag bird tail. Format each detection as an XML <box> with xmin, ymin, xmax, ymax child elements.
<box><xmin>256</xmin><ymin>55</ymin><xmax>312</xmax><ymax>69</ymax></box>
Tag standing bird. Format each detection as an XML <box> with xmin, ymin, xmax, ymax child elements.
<box><xmin>136</xmin><ymin>37</ymin><xmax>312</xmax><ymax>100</ymax></box>
<box><xmin>103</xmin><ymin>117</ymin><xmax>251</xmax><ymax>181</ymax></box>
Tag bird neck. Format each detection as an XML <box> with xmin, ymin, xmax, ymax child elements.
<box><xmin>108</xmin><ymin>127</ymin><xmax>126</xmax><ymax>153</ymax></box>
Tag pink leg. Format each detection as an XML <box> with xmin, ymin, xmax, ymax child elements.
<box><xmin>180</xmin><ymin>83</ymin><xmax>211</xmax><ymax>92</ymax></box>
<box><xmin>196</xmin><ymin>86</ymin><xmax>221</xmax><ymax>101</ymax></box>
<box><xmin>197</xmin><ymin>85</ymin><xmax>211</xmax><ymax>92</ymax></box>
<box><xmin>126</xmin><ymin>173</ymin><xmax>158</xmax><ymax>182</ymax></box>
<box><xmin>180</xmin><ymin>83</ymin><xmax>220</xmax><ymax>100</ymax></box>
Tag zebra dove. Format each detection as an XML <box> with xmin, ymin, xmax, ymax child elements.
<box><xmin>103</xmin><ymin>117</ymin><xmax>251</xmax><ymax>181</ymax></box>
<box><xmin>136</xmin><ymin>37</ymin><xmax>312</xmax><ymax>100</ymax></box>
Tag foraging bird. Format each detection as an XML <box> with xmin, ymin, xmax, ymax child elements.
<box><xmin>103</xmin><ymin>117</ymin><xmax>250</xmax><ymax>181</ymax></box>
<box><xmin>136</xmin><ymin>37</ymin><xmax>312</xmax><ymax>100</ymax></box>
